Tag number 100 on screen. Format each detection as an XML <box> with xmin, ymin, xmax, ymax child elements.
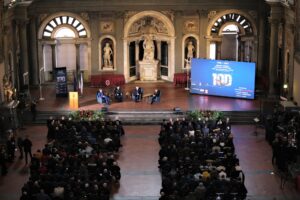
<box><xmin>212</xmin><ymin>73</ymin><xmax>232</xmax><ymax>87</ymax></box>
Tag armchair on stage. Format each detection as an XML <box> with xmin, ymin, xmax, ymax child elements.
<box><xmin>151</xmin><ymin>89</ymin><xmax>161</xmax><ymax>104</ymax></box>
<box><xmin>114</xmin><ymin>86</ymin><xmax>123</xmax><ymax>102</ymax></box>
<box><xmin>131</xmin><ymin>87</ymin><xmax>144</xmax><ymax>102</ymax></box>
<box><xmin>96</xmin><ymin>89</ymin><xmax>110</xmax><ymax>105</ymax></box>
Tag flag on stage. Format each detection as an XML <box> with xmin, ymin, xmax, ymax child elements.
<box><xmin>73</xmin><ymin>71</ymin><xmax>77</xmax><ymax>91</ymax></box>
<box><xmin>78</xmin><ymin>72</ymin><xmax>84</xmax><ymax>96</ymax></box>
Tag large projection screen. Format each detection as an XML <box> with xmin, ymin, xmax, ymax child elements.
<box><xmin>190</xmin><ymin>59</ymin><xmax>256</xmax><ymax>99</ymax></box>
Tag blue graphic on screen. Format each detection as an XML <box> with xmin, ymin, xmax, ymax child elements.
<box><xmin>190</xmin><ymin>59</ymin><xmax>256</xmax><ymax>99</ymax></box>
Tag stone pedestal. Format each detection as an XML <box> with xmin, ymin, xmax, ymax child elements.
<box><xmin>139</xmin><ymin>60</ymin><xmax>159</xmax><ymax>81</ymax></box>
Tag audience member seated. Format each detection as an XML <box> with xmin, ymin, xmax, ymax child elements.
<box><xmin>158</xmin><ymin>116</ymin><xmax>247</xmax><ymax>200</ymax></box>
<box><xmin>96</xmin><ymin>89</ymin><xmax>110</xmax><ymax>105</ymax></box>
<box><xmin>267</xmin><ymin>108</ymin><xmax>300</xmax><ymax>173</ymax></box>
<box><xmin>114</xmin><ymin>86</ymin><xmax>123</xmax><ymax>102</ymax></box>
<box><xmin>132</xmin><ymin>86</ymin><xmax>143</xmax><ymax>102</ymax></box>
<box><xmin>0</xmin><ymin>144</ymin><xmax>8</xmax><ymax>176</ymax></box>
<box><xmin>150</xmin><ymin>89</ymin><xmax>161</xmax><ymax>104</ymax></box>
<box><xmin>21</xmin><ymin>117</ymin><xmax>124</xmax><ymax>200</ymax></box>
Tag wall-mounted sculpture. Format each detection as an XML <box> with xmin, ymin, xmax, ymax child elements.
<box><xmin>3</xmin><ymin>73</ymin><xmax>15</xmax><ymax>103</ymax></box>
<box><xmin>100</xmin><ymin>38</ymin><xmax>114</xmax><ymax>70</ymax></box>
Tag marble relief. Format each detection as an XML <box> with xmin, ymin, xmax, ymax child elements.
<box><xmin>100</xmin><ymin>21</ymin><xmax>114</xmax><ymax>33</ymax></box>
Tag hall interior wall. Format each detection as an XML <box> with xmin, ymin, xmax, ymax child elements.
<box><xmin>4</xmin><ymin>0</ymin><xmax>300</xmax><ymax>100</ymax></box>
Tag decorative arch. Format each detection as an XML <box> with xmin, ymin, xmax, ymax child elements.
<box><xmin>219</xmin><ymin>22</ymin><xmax>246</xmax><ymax>36</ymax></box>
<box><xmin>123</xmin><ymin>11</ymin><xmax>175</xmax><ymax>82</ymax></box>
<box><xmin>207</xmin><ymin>9</ymin><xmax>257</xmax><ymax>36</ymax></box>
<box><xmin>38</xmin><ymin>12</ymin><xmax>91</xmax><ymax>39</ymax></box>
<box><xmin>182</xmin><ymin>34</ymin><xmax>199</xmax><ymax>68</ymax></box>
<box><xmin>53</xmin><ymin>25</ymin><xmax>78</xmax><ymax>38</ymax></box>
<box><xmin>124</xmin><ymin>10</ymin><xmax>175</xmax><ymax>38</ymax></box>
<box><xmin>99</xmin><ymin>35</ymin><xmax>117</xmax><ymax>71</ymax></box>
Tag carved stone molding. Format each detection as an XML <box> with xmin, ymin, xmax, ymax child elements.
<box><xmin>268</xmin><ymin>17</ymin><xmax>280</xmax><ymax>25</ymax></box>
<box><xmin>39</xmin><ymin>14</ymin><xmax>48</xmax><ymax>23</ymax></box>
<box><xmin>16</xmin><ymin>19</ymin><xmax>28</xmax><ymax>29</ymax></box>
<box><xmin>80</xmin><ymin>12</ymin><xmax>89</xmax><ymax>21</ymax></box>
<box><xmin>100</xmin><ymin>21</ymin><xmax>114</xmax><ymax>33</ymax></box>
<box><xmin>128</xmin><ymin>17</ymin><xmax>168</xmax><ymax>36</ymax></box>
<box><xmin>100</xmin><ymin>12</ymin><xmax>115</xmax><ymax>19</ymax></box>
<box><xmin>208</xmin><ymin>11</ymin><xmax>217</xmax><ymax>21</ymax></box>
<box><xmin>2</xmin><ymin>25</ymin><xmax>8</xmax><ymax>35</ymax></box>
<box><xmin>248</xmin><ymin>10</ymin><xmax>257</xmax><ymax>20</ymax></box>
<box><xmin>161</xmin><ymin>10</ymin><xmax>175</xmax><ymax>22</ymax></box>
<box><xmin>183</xmin><ymin>19</ymin><xmax>199</xmax><ymax>33</ymax></box>
<box><xmin>124</xmin><ymin>11</ymin><xmax>138</xmax><ymax>23</ymax></box>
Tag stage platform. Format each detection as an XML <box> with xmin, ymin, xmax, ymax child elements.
<box><xmin>23</xmin><ymin>82</ymin><xmax>264</xmax><ymax>124</ymax></box>
<box><xmin>31</xmin><ymin>82</ymin><xmax>260</xmax><ymax>112</ymax></box>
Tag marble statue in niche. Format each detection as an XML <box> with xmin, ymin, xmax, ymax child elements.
<box><xmin>185</xmin><ymin>41</ymin><xmax>195</xmax><ymax>68</ymax></box>
<box><xmin>3</xmin><ymin>73</ymin><xmax>15</xmax><ymax>103</ymax></box>
<box><xmin>103</xmin><ymin>42</ymin><xmax>113</xmax><ymax>69</ymax></box>
<box><xmin>143</xmin><ymin>35</ymin><xmax>155</xmax><ymax>61</ymax></box>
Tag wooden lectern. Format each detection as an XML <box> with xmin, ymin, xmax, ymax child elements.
<box><xmin>69</xmin><ymin>92</ymin><xmax>79</xmax><ymax>109</ymax></box>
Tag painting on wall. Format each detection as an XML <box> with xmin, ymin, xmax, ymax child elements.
<box><xmin>100</xmin><ymin>21</ymin><xmax>114</xmax><ymax>33</ymax></box>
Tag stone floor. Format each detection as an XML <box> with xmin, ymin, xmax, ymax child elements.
<box><xmin>0</xmin><ymin>125</ymin><xmax>299</xmax><ymax>200</ymax></box>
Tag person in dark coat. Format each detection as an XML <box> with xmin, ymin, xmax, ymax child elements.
<box><xmin>17</xmin><ymin>135</ymin><xmax>24</xmax><ymax>159</ymax></box>
<box><xmin>23</xmin><ymin>135</ymin><xmax>33</xmax><ymax>165</ymax></box>
<box><xmin>114</xmin><ymin>86</ymin><xmax>123</xmax><ymax>102</ymax></box>
<box><xmin>150</xmin><ymin>89</ymin><xmax>161</xmax><ymax>104</ymax></box>
<box><xmin>0</xmin><ymin>145</ymin><xmax>7</xmax><ymax>175</ymax></box>
<box><xmin>6</xmin><ymin>132</ymin><xmax>16</xmax><ymax>162</ymax></box>
<box><xmin>30</xmin><ymin>99</ymin><xmax>37</xmax><ymax>121</ymax></box>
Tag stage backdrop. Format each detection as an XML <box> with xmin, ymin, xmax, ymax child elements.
<box><xmin>190</xmin><ymin>59</ymin><xmax>256</xmax><ymax>99</ymax></box>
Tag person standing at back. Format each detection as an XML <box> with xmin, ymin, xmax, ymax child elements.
<box><xmin>23</xmin><ymin>135</ymin><xmax>32</xmax><ymax>165</ymax></box>
<box><xmin>17</xmin><ymin>135</ymin><xmax>24</xmax><ymax>160</ymax></box>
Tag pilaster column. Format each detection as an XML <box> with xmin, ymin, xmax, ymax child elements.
<box><xmin>295</xmin><ymin>2</ymin><xmax>300</xmax><ymax>59</ymax></box>
<box><xmin>199</xmin><ymin>10</ymin><xmax>209</xmax><ymax>58</ymax></box>
<box><xmin>216</xmin><ymin>42</ymin><xmax>221</xmax><ymax>60</ymax></box>
<box><xmin>11</xmin><ymin>20</ymin><xmax>19</xmax><ymax>90</ymax></box>
<box><xmin>29</xmin><ymin>18</ymin><xmax>39</xmax><ymax>85</ymax></box>
<box><xmin>18</xmin><ymin>20</ymin><xmax>29</xmax><ymax>88</ymax></box>
<box><xmin>135</xmin><ymin>41</ymin><xmax>139</xmax><ymax>64</ymax></box>
<box><xmin>75</xmin><ymin>43</ymin><xmax>81</xmax><ymax>75</ymax></box>
<box><xmin>268</xmin><ymin>17</ymin><xmax>280</xmax><ymax>95</ymax></box>
<box><xmin>51</xmin><ymin>44</ymin><xmax>56</xmax><ymax>79</ymax></box>
<box><xmin>156</xmin><ymin>40</ymin><xmax>161</xmax><ymax>60</ymax></box>
<box><xmin>267</xmin><ymin>2</ymin><xmax>283</xmax><ymax>95</ymax></box>
<box><xmin>89</xmin><ymin>12</ymin><xmax>99</xmax><ymax>73</ymax></box>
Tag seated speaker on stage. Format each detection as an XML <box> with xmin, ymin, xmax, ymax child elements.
<box><xmin>132</xmin><ymin>86</ymin><xmax>143</xmax><ymax>102</ymax></box>
<box><xmin>114</xmin><ymin>86</ymin><xmax>123</xmax><ymax>102</ymax></box>
<box><xmin>96</xmin><ymin>89</ymin><xmax>110</xmax><ymax>104</ymax></box>
<box><xmin>150</xmin><ymin>89</ymin><xmax>161</xmax><ymax>104</ymax></box>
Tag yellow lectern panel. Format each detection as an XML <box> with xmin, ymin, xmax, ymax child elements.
<box><xmin>69</xmin><ymin>92</ymin><xmax>79</xmax><ymax>109</ymax></box>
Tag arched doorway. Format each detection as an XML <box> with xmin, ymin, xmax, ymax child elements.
<box><xmin>38</xmin><ymin>13</ymin><xmax>91</xmax><ymax>81</ymax></box>
<box><xmin>124</xmin><ymin>11</ymin><xmax>175</xmax><ymax>82</ymax></box>
<box><xmin>206</xmin><ymin>10</ymin><xmax>257</xmax><ymax>62</ymax></box>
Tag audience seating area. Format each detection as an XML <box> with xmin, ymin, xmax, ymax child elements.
<box><xmin>20</xmin><ymin>117</ymin><xmax>124</xmax><ymax>200</ymax></box>
<box><xmin>158</xmin><ymin>117</ymin><xmax>247</xmax><ymax>200</ymax></box>
<box><xmin>90</xmin><ymin>74</ymin><xmax>125</xmax><ymax>87</ymax></box>
<box><xmin>265</xmin><ymin>108</ymin><xmax>300</xmax><ymax>175</ymax></box>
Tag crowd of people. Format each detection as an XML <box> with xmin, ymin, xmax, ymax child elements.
<box><xmin>158</xmin><ymin>117</ymin><xmax>247</xmax><ymax>200</ymax></box>
<box><xmin>20</xmin><ymin>117</ymin><xmax>124</xmax><ymax>200</ymax></box>
<box><xmin>265</xmin><ymin>107</ymin><xmax>300</xmax><ymax>172</ymax></box>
